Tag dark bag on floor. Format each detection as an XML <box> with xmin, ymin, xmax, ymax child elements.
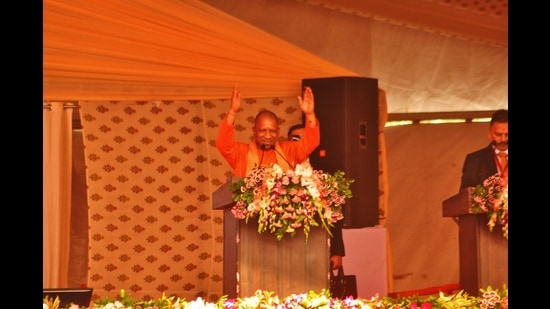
<box><xmin>329</xmin><ymin>263</ymin><xmax>358</xmax><ymax>299</ymax></box>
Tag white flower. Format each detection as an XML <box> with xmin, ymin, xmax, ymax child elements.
<box><xmin>294</xmin><ymin>162</ymin><xmax>313</xmax><ymax>177</ymax></box>
<box><xmin>240</xmin><ymin>295</ymin><xmax>261</xmax><ymax>308</ymax></box>
<box><xmin>265</xmin><ymin>176</ymin><xmax>275</xmax><ymax>190</ymax></box>
<box><xmin>271</xmin><ymin>163</ymin><xmax>284</xmax><ymax>175</ymax></box>
<box><xmin>302</xmin><ymin>180</ymin><xmax>320</xmax><ymax>199</ymax></box>
<box><xmin>185</xmin><ymin>297</ymin><xmax>218</xmax><ymax>309</ymax></box>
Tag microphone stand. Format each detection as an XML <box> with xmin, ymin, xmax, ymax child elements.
<box><xmin>273</xmin><ymin>147</ymin><xmax>295</xmax><ymax>170</ymax></box>
<box><xmin>260</xmin><ymin>144</ymin><xmax>295</xmax><ymax>169</ymax></box>
<box><xmin>258</xmin><ymin>148</ymin><xmax>265</xmax><ymax>168</ymax></box>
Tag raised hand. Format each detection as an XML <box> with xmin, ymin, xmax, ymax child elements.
<box><xmin>230</xmin><ymin>84</ymin><xmax>241</xmax><ymax>114</ymax></box>
<box><xmin>297</xmin><ymin>86</ymin><xmax>315</xmax><ymax>115</ymax></box>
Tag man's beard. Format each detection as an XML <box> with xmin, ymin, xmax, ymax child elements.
<box><xmin>494</xmin><ymin>141</ymin><xmax>508</xmax><ymax>149</ymax></box>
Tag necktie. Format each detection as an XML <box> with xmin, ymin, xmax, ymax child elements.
<box><xmin>497</xmin><ymin>152</ymin><xmax>508</xmax><ymax>178</ymax></box>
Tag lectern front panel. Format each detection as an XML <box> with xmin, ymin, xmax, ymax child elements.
<box><xmin>237</xmin><ymin>220</ymin><xmax>330</xmax><ymax>297</ymax></box>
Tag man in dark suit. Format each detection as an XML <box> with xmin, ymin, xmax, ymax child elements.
<box><xmin>459</xmin><ymin>109</ymin><xmax>508</xmax><ymax>191</ymax></box>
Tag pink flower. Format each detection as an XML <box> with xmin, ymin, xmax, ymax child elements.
<box><xmin>470</xmin><ymin>173</ymin><xmax>508</xmax><ymax>239</ymax></box>
<box><xmin>421</xmin><ymin>302</ymin><xmax>432</xmax><ymax>309</ymax></box>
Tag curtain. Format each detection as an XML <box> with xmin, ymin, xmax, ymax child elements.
<box><xmin>376</xmin><ymin>89</ymin><xmax>393</xmax><ymax>293</ymax></box>
<box><xmin>43</xmin><ymin>102</ymin><xmax>74</xmax><ymax>287</ymax></box>
<box><xmin>79</xmin><ymin>97</ymin><xmax>304</xmax><ymax>301</ymax></box>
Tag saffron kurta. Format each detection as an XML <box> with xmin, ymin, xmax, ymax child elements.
<box><xmin>215</xmin><ymin>115</ymin><xmax>320</xmax><ymax>177</ymax></box>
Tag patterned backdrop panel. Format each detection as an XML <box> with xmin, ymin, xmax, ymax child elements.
<box><xmin>80</xmin><ymin>97</ymin><xmax>303</xmax><ymax>302</ymax></box>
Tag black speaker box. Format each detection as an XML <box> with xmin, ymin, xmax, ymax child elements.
<box><xmin>302</xmin><ymin>77</ymin><xmax>379</xmax><ymax>228</ymax></box>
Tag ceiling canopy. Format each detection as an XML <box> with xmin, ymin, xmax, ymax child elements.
<box><xmin>44</xmin><ymin>0</ymin><xmax>507</xmax><ymax>113</ymax></box>
<box><xmin>297</xmin><ymin>0</ymin><xmax>507</xmax><ymax>46</ymax></box>
<box><xmin>44</xmin><ymin>0</ymin><xmax>359</xmax><ymax>101</ymax></box>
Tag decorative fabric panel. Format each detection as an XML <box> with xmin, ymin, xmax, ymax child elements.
<box><xmin>80</xmin><ymin>98</ymin><xmax>303</xmax><ymax>301</ymax></box>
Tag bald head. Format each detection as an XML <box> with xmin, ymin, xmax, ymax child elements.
<box><xmin>253</xmin><ymin>110</ymin><xmax>280</xmax><ymax>149</ymax></box>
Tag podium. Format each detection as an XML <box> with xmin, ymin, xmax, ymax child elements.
<box><xmin>212</xmin><ymin>178</ymin><xmax>330</xmax><ymax>298</ymax></box>
<box><xmin>442</xmin><ymin>188</ymin><xmax>507</xmax><ymax>296</ymax></box>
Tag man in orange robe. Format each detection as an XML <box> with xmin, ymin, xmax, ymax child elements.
<box><xmin>216</xmin><ymin>85</ymin><xmax>320</xmax><ymax>177</ymax></box>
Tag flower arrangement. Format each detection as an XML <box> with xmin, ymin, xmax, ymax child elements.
<box><xmin>44</xmin><ymin>285</ymin><xmax>508</xmax><ymax>309</ymax></box>
<box><xmin>229</xmin><ymin>162</ymin><xmax>353</xmax><ymax>241</ymax></box>
<box><xmin>470</xmin><ymin>173</ymin><xmax>508</xmax><ymax>239</ymax></box>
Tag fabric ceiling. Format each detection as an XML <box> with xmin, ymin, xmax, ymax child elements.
<box><xmin>43</xmin><ymin>0</ymin><xmax>360</xmax><ymax>101</ymax></box>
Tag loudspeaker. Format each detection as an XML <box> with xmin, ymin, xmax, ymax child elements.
<box><xmin>302</xmin><ymin>77</ymin><xmax>379</xmax><ymax>228</ymax></box>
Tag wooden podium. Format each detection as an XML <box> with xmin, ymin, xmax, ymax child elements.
<box><xmin>212</xmin><ymin>178</ymin><xmax>330</xmax><ymax>298</ymax></box>
<box><xmin>442</xmin><ymin>188</ymin><xmax>507</xmax><ymax>296</ymax></box>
